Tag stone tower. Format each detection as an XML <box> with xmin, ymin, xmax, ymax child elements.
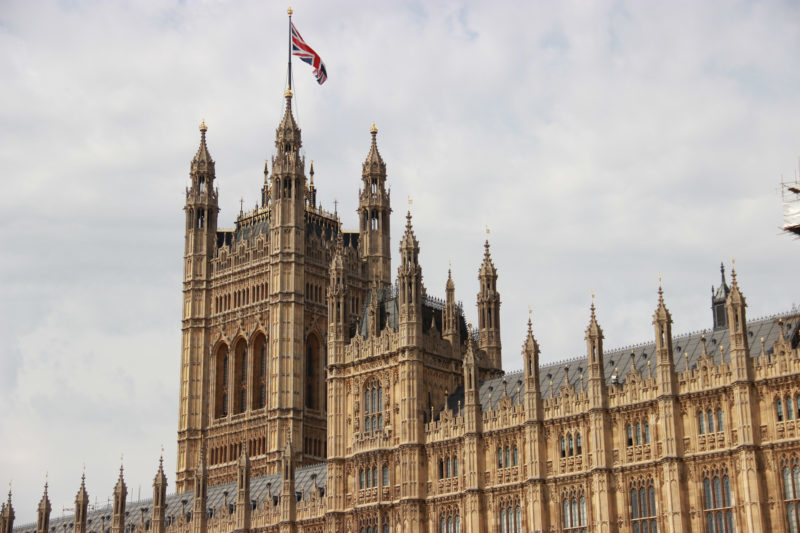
<box><xmin>358</xmin><ymin>124</ymin><xmax>391</xmax><ymax>288</ymax></box>
<box><xmin>268</xmin><ymin>89</ymin><xmax>308</xmax><ymax>457</ymax></box>
<box><xmin>477</xmin><ymin>240</ymin><xmax>502</xmax><ymax>373</ymax></box>
<box><xmin>176</xmin><ymin>121</ymin><xmax>219</xmax><ymax>490</ymax></box>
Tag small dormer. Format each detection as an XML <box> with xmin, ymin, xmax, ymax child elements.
<box><xmin>712</xmin><ymin>263</ymin><xmax>731</xmax><ymax>330</ymax></box>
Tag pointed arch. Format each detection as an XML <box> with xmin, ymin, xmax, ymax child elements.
<box><xmin>232</xmin><ymin>337</ymin><xmax>248</xmax><ymax>414</ymax></box>
<box><xmin>305</xmin><ymin>332</ymin><xmax>323</xmax><ymax>410</ymax></box>
<box><xmin>250</xmin><ymin>331</ymin><xmax>268</xmax><ymax>410</ymax></box>
<box><xmin>213</xmin><ymin>342</ymin><xmax>230</xmax><ymax>418</ymax></box>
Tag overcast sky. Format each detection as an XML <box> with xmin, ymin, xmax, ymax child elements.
<box><xmin>2</xmin><ymin>0</ymin><xmax>799</xmax><ymax>523</ymax></box>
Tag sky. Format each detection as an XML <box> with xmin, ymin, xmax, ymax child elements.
<box><xmin>1</xmin><ymin>0</ymin><xmax>799</xmax><ymax>524</ymax></box>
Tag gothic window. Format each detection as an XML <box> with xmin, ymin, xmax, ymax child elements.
<box><xmin>306</xmin><ymin>335</ymin><xmax>321</xmax><ymax>409</ymax></box>
<box><xmin>561</xmin><ymin>433</ymin><xmax>582</xmax><ymax>456</ymax></box>
<box><xmin>644</xmin><ymin>423</ymin><xmax>650</xmax><ymax>444</ymax></box>
<box><xmin>256</xmin><ymin>336</ymin><xmax>267</xmax><ymax>409</ymax></box>
<box><xmin>779</xmin><ymin>398</ymin><xmax>786</xmax><ymax>422</ymax></box>
<box><xmin>359</xmin><ymin>469</ymin><xmax>365</xmax><ymax>490</ymax></box>
<box><xmin>233</xmin><ymin>340</ymin><xmax>247</xmax><ymax>414</ymax></box>
<box><xmin>783</xmin><ymin>458</ymin><xmax>800</xmax><ymax>532</ymax></box>
<box><xmin>498</xmin><ymin>447</ymin><xmax>504</xmax><ymax>467</ymax></box>
<box><xmin>382</xmin><ymin>465</ymin><xmax>389</xmax><ymax>486</ymax></box>
<box><xmin>372</xmin><ymin>466</ymin><xmax>378</xmax><ymax>487</ymax></box>
<box><xmin>788</xmin><ymin>397</ymin><xmax>796</xmax><ymax>420</ymax></box>
<box><xmin>630</xmin><ymin>478</ymin><xmax>657</xmax><ymax>533</ymax></box>
<box><xmin>439</xmin><ymin>508</ymin><xmax>461</xmax><ymax>533</ymax></box>
<box><xmin>214</xmin><ymin>344</ymin><xmax>229</xmax><ymax>418</ymax></box>
<box><xmin>498</xmin><ymin>499</ymin><xmax>521</xmax><ymax>533</ymax></box>
<box><xmin>562</xmin><ymin>489</ymin><xmax>587</xmax><ymax>532</ymax></box>
<box><xmin>699</xmin><ymin>408</ymin><xmax>724</xmax><ymax>434</ymax></box>
<box><xmin>364</xmin><ymin>380</ymin><xmax>383</xmax><ymax>434</ymax></box>
<box><xmin>702</xmin><ymin>467</ymin><xmax>734</xmax><ymax>532</ymax></box>
<box><xmin>627</xmin><ymin>424</ymin><xmax>634</xmax><ymax>447</ymax></box>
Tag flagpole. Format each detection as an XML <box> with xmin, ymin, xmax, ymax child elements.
<box><xmin>287</xmin><ymin>7</ymin><xmax>293</xmax><ymax>91</ymax></box>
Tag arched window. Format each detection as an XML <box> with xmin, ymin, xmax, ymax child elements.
<box><xmin>513</xmin><ymin>445</ymin><xmax>519</xmax><ymax>465</ymax></box>
<box><xmin>575</xmin><ymin>434</ymin><xmax>582</xmax><ymax>456</ymax></box>
<box><xmin>562</xmin><ymin>489</ymin><xmax>587</xmax><ymax>532</ymax></box>
<box><xmin>702</xmin><ymin>467</ymin><xmax>734</xmax><ymax>532</ymax></box>
<box><xmin>560</xmin><ymin>437</ymin><xmax>566</xmax><ymax>458</ymax></box>
<box><xmin>717</xmin><ymin>409</ymin><xmax>724</xmax><ymax>432</ymax></box>
<box><xmin>627</xmin><ymin>424</ymin><xmax>633</xmax><ymax>447</ymax></box>
<box><xmin>643</xmin><ymin>423</ymin><xmax>650</xmax><ymax>444</ymax></box>
<box><xmin>306</xmin><ymin>335</ymin><xmax>321</xmax><ymax>409</ymax></box>
<box><xmin>779</xmin><ymin>398</ymin><xmax>786</xmax><ymax>422</ymax></box>
<box><xmin>630</xmin><ymin>478</ymin><xmax>657</xmax><ymax>532</ymax></box>
<box><xmin>440</xmin><ymin>508</ymin><xmax>460</xmax><ymax>533</ymax></box>
<box><xmin>707</xmin><ymin>410</ymin><xmax>715</xmax><ymax>433</ymax></box>
<box><xmin>783</xmin><ymin>458</ymin><xmax>800</xmax><ymax>532</ymax></box>
<box><xmin>214</xmin><ymin>344</ymin><xmax>229</xmax><ymax>418</ymax></box>
<box><xmin>382</xmin><ymin>465</ymin><xmax>389</xmax><ymax>486</ymax></box>
<box><xmin>498</xmin><ymin>499</ymin><xmax>521</xmax><ymax>533</ymax></box>
<box><xmin>364</xmin><ymin>380</ymin><xmax>382</xmax><ymax>433</ymax></box>
<box><xmin>699</xmin><ymin>411</ymin><xmax>706</xmax><ymax>434</ymax></box>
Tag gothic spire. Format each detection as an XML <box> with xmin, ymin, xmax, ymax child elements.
<box><xmin>191</xmin><ymin>120</ymin><xmax>214</xmax><ymax>171</ymax></box>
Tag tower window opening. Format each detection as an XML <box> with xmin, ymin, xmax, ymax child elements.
<box><xmin>199</xmin><ymin>177</ymin><xmax>205</xmax><ymax>193</ymax></box>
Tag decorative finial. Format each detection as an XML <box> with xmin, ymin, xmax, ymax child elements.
<box><xmin>284</xmin><ymin>88</ymin><xmax>293</xmax><ymax>99</ymax></box>
<box><xmin>333</xmin><ymin>197</ymin><xmax>338</xmax><ymax>215</ymax></box>
<box><xmin>287</xmin><ymin>6</ymin><xmax>293</xmax><ymax>16</ymax></box>
<box><xmin>370</xmin><ymin>122</ymin><xmax>378</xmax><ymax>135</ymax></box>
<box><xmin>199</xmin><ymin>119</ymin><xmax>207</xmax><ymax>134</ymax></box>
<box><xmin>240</xmin><ymin>196</ymin><xmax>244</xmax><ymax>214</ymax></box>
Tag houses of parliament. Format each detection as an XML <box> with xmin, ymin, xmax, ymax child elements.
<box><xmin>5</xmin><ymin>88</ymin><xmax>800</xmax><ymax>533</ymax></box>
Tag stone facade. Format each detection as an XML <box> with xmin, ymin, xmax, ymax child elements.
<box><xmin>8</xmin><ymin>91</ymin><xmax>800</xmax><ymax>533</ymax></box>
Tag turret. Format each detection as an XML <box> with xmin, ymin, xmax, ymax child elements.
<box><xmin>477</xmin><ymin>240</ymin><xmax>501</xmax><ymax>370</ymax></box>
<box><xmin>653</xmin><ymin>283</ymin><xmax>678</xmax><ymax>395</ymax></box>
<box><xmin>111</xmin><ymin>466</ymin><xmax>127</xmax><ymax>533</ymax></box>
<box><xmin>397</xmin><ymin>212</ymin><xmax>423</xmax><ymax>341</ymax></box>
<box><xmin>177</xmin><ymin>120</ymin><xmax>220</xmax><ymax>491</ymax></box>
<box><xmin>727</xmin><ymin>265</ymin><xmax>751</xmax><ymax>382</ymax></box>
<box><xmin>463</xmin><ymin>332</ymin><xmax>480</xmax><ymax>409</ymax></box>
<box><xmin>152</xmin><ymin>457</ymin><xmax>167</xmax><ymax>533</ymax></box>
<box><xmin>74</xmin><ymin>474</ymin><xmax>89</xmax><ymax>533</ymax></box>
<box><xmin>192</xmin><ymin>446</ymin><xmax>207</xmax><ymax>533</ymax></box>
<box><xmin>280</xmin><ymin>441</ymin><xmax>296</xmax><ymax>526</ymax></box>
<box><xmin>0</xmin><ymin>488</ymin><xmax>14</xmax><ymax>533</ymax></box>
<box><xmin>267</xmin><ymin>88</ymin><xmax>308</xmax><ymax>454</ymax></box>
<box><xmin>270</xmin><ymin>89</ymin><xmax>306</xmax><ymax>228</ymax></box>
<box><xmin>585</xmin><ymin>300</ymin><xmax>607</xmax><ymax>409</ymax></box>
<box><xmin>358</xmin><ymin>124</ymin><xmax>392</xmax><ymax>288</ymax></box>
<box><xmin>443</xmin><ymin>270</ymin><xmax>459</xmax><ymax>349</ymax></box>
<box><xmin>35</xmin><ymin>482</ymin><xmax>50</xmax><ymax>533</ymax></box>
<box><xmin>328</xmin><ymin>232</ymin><xmax>347</xmax><ymax>362</ymax></box>
<box><xmin>712</xmin><ymin>263</ymin><xmax>730</xmax><ymax>329</ymax></box>
<box><xmin>235</xmin><ymin>442</ymin><xmax>251</xmax><ymax>533</ymax></box>
<box><xmin>522</xmin><ymin>318</ymin><xmax>543</xmax><ymax>420</ymax></box>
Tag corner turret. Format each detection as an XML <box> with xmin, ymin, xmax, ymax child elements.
<box><xmin>477</xmin><ymin>239</ymin><xmax>501</xmax><ymax>371</ymax></box>
<box><xmin>358</xmin><ymin>123</ymin><xmax>392</xmax><ymax>288</ymax></box>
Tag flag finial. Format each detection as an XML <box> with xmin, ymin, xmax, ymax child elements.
<box><xmin>287</xmin><ymin>6</ymin><xmax>293</xmax><ymax>16</ymax></box>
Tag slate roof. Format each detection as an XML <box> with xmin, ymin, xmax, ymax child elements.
<box><xmin>442</xmin><ymin>312</ymin><xmax>800</xmax><ymax>413</ymax></box>
<box><xmin>13</xmin><ymin>464</ymin><xmax>327</xmax><ymax>533</ymax></box>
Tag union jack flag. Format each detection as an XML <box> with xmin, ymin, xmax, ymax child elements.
<box><xmin>291</xmin><ymin>22</ymin><xmax>327</xmax><ymax>85</ymax></box>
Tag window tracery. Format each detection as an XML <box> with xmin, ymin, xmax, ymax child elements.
<box><xmin>364</xmin><ymin>380</ymin><xmax>383</xmax><ymax>434</ymax></box>
<box><xmin>439</xmin><ymin>505</ymin><xmax>461</xmax><ymax>533</ymax></box>
<box><xmin>702</xmin><ymin>466</ymin><xmax>734</xmax><ymax>532</ymax></box>
<box><xmin>497</xmin><ymin>496</ymin><xmax>521</xmax><ymax>533</ymax></box>
<box><xmin>561</xmin><ymin>487</ymin><xmax>587</xmax><ymax>532</ymax></box>
<box><xmin>783</xmin><ymin>455</ymin><xmax>800</xmax><ymax>532</ymax></box>
<box><xmin>629</xmin><ymin>477</ymin><xmax>657</xmax><ymax>532</ymax></box>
